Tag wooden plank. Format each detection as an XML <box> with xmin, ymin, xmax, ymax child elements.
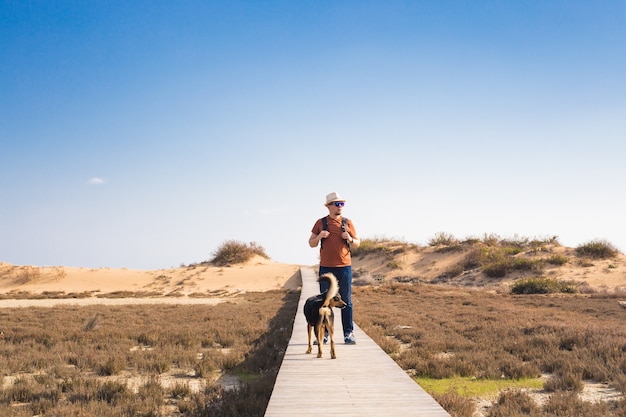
<box><xmin>264</xmin><ymin>267</ymin><xmax>450</xmax><ymax>417</ymax></box>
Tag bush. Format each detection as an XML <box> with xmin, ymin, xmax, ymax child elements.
<box><xmin>211</xmin><ymin>240</ymin><xmax>269</xmax><ymax>266</ymax></box>
<box><xmin>543</xmin><ymin>391</ymin><xmax>610</xmax><ymax>416</ymax></box>
<box><xmin>97</xmin><ymin>381</ymin><xmax>130</xmax><ymax>404</ymax></box>
<box><xmin>487</xmin><ymin>390</ymin><xmax>541</xmax><ymax>417</ymax></box>
<box><xmin>510</xmin><ymin>278</ymin><xmax>578</xmax><ymax>294</ymax></box>
<box><xmin>170</xmin><ymin>382</ymin><xmax>192</xmax><ymax>399</ymax></box>
<box><xmin>483</xmin><ymin>261</ymin><xmax>509</xmax><ymax>278</ymax></box>
<box><xmin>544</xmin><ymin>372</ymin><xmax>584</xmax><ymax>392</ymax></box>
<box><xmin>350</xmin><ymin>238</ymin><xmax>391</xmax><ymax>257</ymax></box>
<box><xmin>547</xmin><ymin>254</ymin><xmax>569</xmax><ymax>266</ymax></box>
<box><xmin>429</xmin><ymin>232</ymin><xmax>459</xmax><ymax>247</ymax></box>
<box><xmin>96</xmin><ymin>357</ymin><xmax>125</xmax><ymax>376</ymax></box>
<box><xmin>509</xmin><ymin>257</ymin><xmax>544</xmax><ymax>273</ymax></box>
<box><xmin>479</xmin><ymin>247</ymin><xmax>510</xmax><ymax>277</ymax></box>
<box><xmin>432</xmin><ymin>390</ymin><xmax>475</xmax><ymax>417</ymax></box>
<box><xmin>576</xmin><ymin>239</ymin><xmax>620</xmax><ymax>259</ymax></box>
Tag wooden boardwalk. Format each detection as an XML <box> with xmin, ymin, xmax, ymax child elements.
<box><xmin>264</xmin><ymin>267</ymin><xmax>450</xmax><ymax>417</ymax></box>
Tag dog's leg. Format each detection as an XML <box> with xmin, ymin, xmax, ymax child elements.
<box><xmin>328</xmin><ymin>319</ymin><xmax>337</xmax><ymax>359</ymax></box>
<box><xmin>316</xmin><ymin>323</ymin><xmax>323</xmax><ymax>358</ymax></box>
<box><xmin>306</xmin><ymin>324</ymin><xmax>313</xmax><ymax>354</ymax></box>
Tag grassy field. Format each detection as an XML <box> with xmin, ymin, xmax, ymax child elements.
<box><xmin>2</xmin><ymin>285</ymin><xmax>625</xmax><ymax>416</ymax></box>
<box><xmin>2</xmin><ymin>238</ymin><xmax>625</xmax><ymax>416</ymax></box>
<box><xmin>0</xmin><ymin>291</ymin><xmax>299</xmax><ymax>417</ymax></box>
<box><xmin>354</xmin><ymin>282</ymin><xmax>626</xmax><ymax>416</ymax></box>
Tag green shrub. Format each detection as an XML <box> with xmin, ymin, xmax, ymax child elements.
<box><xmin>575</xmin><ymin>239</ymin><xmax>620</xmax><ymax>259</ymax></box>
<box><xmin>501</xmin><ymin>246</ymin><xmax>523</xmax><ymax>256</ymax></box>
<box><xmin>547</xmin><ymin>254</ymin><xmax>569</xmax><ymax>265</ymax></box>
<box><xmin>479</xmin><ymin>247</ymin><xmax>511</xmax><ymax>277</ymax></box>
<box><xmin>510</xmin><ymin>278</ymin><xmax>578</xmax><ymax>294</ymax></box>
<box><xmin>483</xmin><ymin>261</ymin><xmax>509</xmax><ymax>278</ymax></box>
<box><xmin>477</xmin><ymin>244</ymin><xmax>548</xmax><ymax>278</ymax></box>
<box><xmin>429</xmin><ymin>232</ymin><xmax>458</xmax><ymax>247</ymax></box>
<box><xmin>350</xmin><ymin>238</ymin><xmax>390</xmax><ymax>257</ymax></box>
<box><xmin>509</xmin><ymin>257</ymin><xmax>544</xmax><ymax>272</ymax></box>
<box><xmin>211</xmin><ymin>240</ymin><xmax>269</xmax><ymax>266</ymax></box>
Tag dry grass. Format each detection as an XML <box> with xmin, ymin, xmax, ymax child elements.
<box><xmin>354</xmin><ymin>282</ymin><xmax>626</xmax><ymax>416</ymax></box>
<box><xmin>2</xmin><ymin>280</ymin><xmax>625</xmax><ymax>416</ymax></box>
<box><xmin>2</xmin><ymin>237</ymin><xmax>625</xmax><ymax>416</ymax></box>
<box><xmin>0</xmin><ymin>290</ymin><xmax>299</xmax><ymax>416</ymax></box>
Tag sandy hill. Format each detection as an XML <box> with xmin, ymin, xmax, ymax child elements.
<box><xmin>1</xmin><ymin>240</ymin><xmax>625</xmax><ymax>300</ymax></box>
<box><xmin>0</xmin><ymin>256</ymin><xmax>301</xmax><ymax>299</ymax></box>
<box><xmin>350</xmin><ymin>240</ymin><xmax>626</xmax><ymax>293</ymax></box>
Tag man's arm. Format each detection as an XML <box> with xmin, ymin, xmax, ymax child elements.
<box><xmin>309</xmin><ymin>230</ymin><xmax>330</xmax><ymax>248</ymax></box>
<box><xmin>309</xmin><ymin>232</ymin><xmax>320</xmax><ymax>248</ymax></box>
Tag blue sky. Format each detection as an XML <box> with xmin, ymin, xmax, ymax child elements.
<box><xmin>1</xmin><ymin>1</ymin><xmax>625</xmax><ymax>269</ymax></box>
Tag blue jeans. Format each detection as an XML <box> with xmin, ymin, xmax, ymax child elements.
<box><xmin>319</xmin><ymin>266</ymin><xmax>353</xmax><ymax>337</ymax></box>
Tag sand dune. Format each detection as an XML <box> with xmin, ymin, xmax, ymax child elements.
<box><xmin>2</xmin><ymin>241</ymin><xmax>625</xmax><ymax>308</ymax></box>
<box><xmin>0</xmin><ymin>256</ymin><xmax>302</xmax><ymax>307</ymax></box>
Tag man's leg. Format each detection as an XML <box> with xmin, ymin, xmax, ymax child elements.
<box><xmin>331</xmin><ymin>266</ymin><xmax>353</xmax><ymax>338</ymax></box>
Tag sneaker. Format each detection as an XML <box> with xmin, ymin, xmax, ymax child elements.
<box><xmin>313</xmin><ymin>336</ymin><xmax>328</xmax><ymax>345</ymax></box>
<box><xmin>344</xmin><ymin>332</ymin><xmax>356</xmax><ymax>345</ymax></box>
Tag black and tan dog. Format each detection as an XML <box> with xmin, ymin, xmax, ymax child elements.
<box><xmin>304</xmin><ymin>273</ymin><xmax>347</xmax><ymax>359</ymax></box>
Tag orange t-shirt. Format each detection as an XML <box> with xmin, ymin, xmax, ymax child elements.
<box><xmin>311</xmin><ymin>216</ymin><xmax>357</xmax><ymax>267</ymax></box>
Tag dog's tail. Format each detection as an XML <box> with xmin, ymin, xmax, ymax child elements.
<box><xmin>318</xmin><ymin>273</ymin><xmax>339</xmax><ymax>308</ymax></box>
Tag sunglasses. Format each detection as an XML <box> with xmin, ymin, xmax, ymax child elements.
<box><xmin>330</xmin><ymin>201</ymin><xmax>345</xmax><ymax>207</ymax></box>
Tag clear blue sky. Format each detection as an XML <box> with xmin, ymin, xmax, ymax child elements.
<box><xmin>1</xmin><ymin>1</ymin><xmax>625</xmax><ymax>269</ymax></box>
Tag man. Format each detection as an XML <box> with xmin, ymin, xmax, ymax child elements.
<box><xmin>309</xmin><ymin>192</ymin><xmax>360</xmax><ymax>344</ymax></box>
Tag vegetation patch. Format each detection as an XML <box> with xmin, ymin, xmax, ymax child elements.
<box><xmin>576</xmin><ymin>239</ymin><xmax>620</xmax><ymax>259</ymax></box>
<box><xmin>0</xmin><ymin>290</ymin><xmax>298</xmax><ymax>416</ymax></box>
<box><xmin>546</xmin><ymin>254</ymin><xmax>569</xmax><ymax>265</ymax></box>
<box><xmin>354</xmin><ymin>282</ymin><xmax>626</xmax><ymax>416</ymax></box>
<box><xmin>351</xmin><ymin>238</ymin><xmax>393</xmax><ymax>257</ymax></box>
<box><xmin>429</xmin><ymin>232</ymin><xmax>463</xmax><ymax>252</ymax></box>
<box><xmin>210</xmin><ymin>240</ymin><xmax>269</xmax><ymax>266</ymax></box>
<box><xmin>416</xmin><ymin>376</ymin><xmax>543</xmax><ymax>397</ymax></box>
<box><xmin>510</xmin><ymin>278</ymin><xmax>578</xmax><ymax>294</ymax></box>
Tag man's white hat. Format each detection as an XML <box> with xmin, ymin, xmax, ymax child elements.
<box><xmin>325</xmin><ymin>192</ymin><xmax>346</xmax><ymax>206</ymax></box>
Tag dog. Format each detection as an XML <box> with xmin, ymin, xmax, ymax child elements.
<box><xmin>304</xmin><ymin>273</ymin><xmax>347</xmax><ymax>359</ymax></box>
